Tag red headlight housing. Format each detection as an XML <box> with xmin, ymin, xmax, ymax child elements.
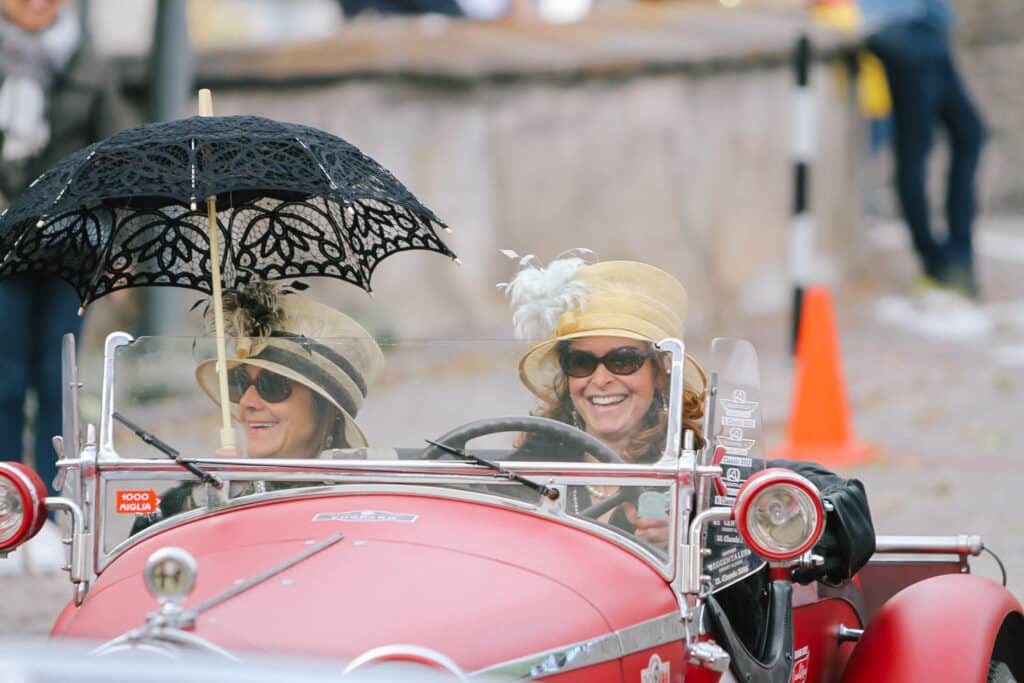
<box><xmin>0</xmin><ymin>463</ymin><xmax>49</xmax><ymax>552</ymax></box>
<box><xmin>733</xmin><ymin>467</ymin><xmax>825</xmax><ymax>562</ymax></box>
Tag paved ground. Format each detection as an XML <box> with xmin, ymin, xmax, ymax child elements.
<box><xmin>2</xmin><ymin>215</ymin><xmax>1022</xmax><ymax>638</ymax></box>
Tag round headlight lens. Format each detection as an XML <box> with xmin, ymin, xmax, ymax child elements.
<box><xmin>745</xmin><ymin>483</ymin><xmax>820</xmax><ymax>556</ymax></box>
<box><xmin>0</xmin><ymin>463</ymin><xmax>47</xmax><ymax>551</ymax></box>
<box><xmin>0</xmin><ymin>477</ymin><xmax>28</xmax><ymax>546</ymax></box>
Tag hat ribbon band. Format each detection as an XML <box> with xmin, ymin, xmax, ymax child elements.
<box><xmin>270</xmin><ymin>331</ymin><xmax>368</xmax><ymax>397</ymax></box>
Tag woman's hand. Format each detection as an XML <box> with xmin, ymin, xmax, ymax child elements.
<box><xmin>622</xmin><ymin>502</ymin><xmax>670</xmax><ymax>547</ymax></box>
<box><xmin>213</xmin><ymin>446</ymin><xmax>243</xmax><ymax>458</ymax></box>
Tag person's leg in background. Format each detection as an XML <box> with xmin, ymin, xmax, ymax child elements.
<box><xmin>0</xmin><ymin>276</ymin><xmax>32</xmax><ymax>469</ymax></box>
<box><xmin>939</xmin><ymin>53</ymin><xmax>986</xmax><ymax>297</ymax></box>
<box><xmin>30</xmin><ymin>276</ymin><xmax>85</xmax><ymax>495</ymax></box>
<box><xmin>882</xmin><ymin>44</ymin><xmax>946</xmax><ymax>283</ymax></box>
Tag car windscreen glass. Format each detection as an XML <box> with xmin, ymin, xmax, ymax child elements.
<box><xmin>704</xmin><ymin>338</ymin><xmax>767</xmax><ymax>593</ymax></box>
<box><xmin>98</xmin><ymin>335</ymin><xmax>681</xmax><ymax>564</ymax></box>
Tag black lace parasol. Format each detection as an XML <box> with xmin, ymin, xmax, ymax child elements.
<box><xmin>0</xmin><ymin>114</ymin><xmax>456</xmax><ymax>306</ymax></box>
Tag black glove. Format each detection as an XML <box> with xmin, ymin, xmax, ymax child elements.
<box><xmin>767</xmin><ymin>459</ymin><xmax>876</xmax><ymax>585</ymax></box>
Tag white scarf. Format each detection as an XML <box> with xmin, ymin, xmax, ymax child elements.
<box><xmin>0</xmin><ymin>10</ymin><xmax>81</xmax><ymax>162</ymax></box>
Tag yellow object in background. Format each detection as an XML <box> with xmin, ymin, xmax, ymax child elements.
<box><xmin>812</xmin><ymin>2</ymin><xmax>892</xmax><ymax>120</ymax></box>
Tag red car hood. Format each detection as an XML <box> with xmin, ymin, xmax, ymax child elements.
<box><xmin>56</xmin><ymin>492</ymin><xmax>677</xmax><ymax>671</ymax></box>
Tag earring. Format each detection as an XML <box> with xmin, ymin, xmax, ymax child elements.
<box><xmin>571</xmin><ymin>409</ymin><xmax>584</xmax><ymax>430</ymax></box>
<box><xmin>661</xmin><ymin>392</ymin><xmax>669</xmax><ymax>412</ymax></box>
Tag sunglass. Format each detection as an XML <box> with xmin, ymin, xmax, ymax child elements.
<box><xmin>228</xmin><ymin>366</ymin><xmax>294</xmax><ymax>403</ymax></box>
<box><xmin>559</xmin><ymin>346</ymin><xmax>653</xmax><ymax>378</ymax></box>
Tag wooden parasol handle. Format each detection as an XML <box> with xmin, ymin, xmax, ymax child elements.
<box><xmin>199</xmin><ymin>88</ymin><xmax>235</xmax><ymax>449</ymax></box>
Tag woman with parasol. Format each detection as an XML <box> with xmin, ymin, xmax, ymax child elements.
<box><xmin>131</xmin><ymin>281</ymin><xmax>384</xmax><ymax>533</ymax></box>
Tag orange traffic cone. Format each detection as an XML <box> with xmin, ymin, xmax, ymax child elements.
<box><xmin>770</xmin><ymin>286</ymin><xmax>873</xmax><ymax>466</ymax></box>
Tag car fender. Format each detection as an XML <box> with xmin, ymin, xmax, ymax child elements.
<box><xmin>842</xmin><ymin>573</ymin><xmax>1023</xmax><ymax>683</ymax></box>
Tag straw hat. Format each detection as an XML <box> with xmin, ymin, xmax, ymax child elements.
<box><xmin>503</xmin><ymin>255</ymin><xmax>706</xmax><ymax>405</ymax></box>
<box><xmin>196</xmin><ymin>285</ymin><xmax>384</xmax><ymax>448</ymax></box>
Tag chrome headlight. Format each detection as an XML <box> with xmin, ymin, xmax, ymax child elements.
<box><xmin>145</xmin><ymin>547</ymin><xmax>198</xmax><ymax>607</ymax></box>
<box><xmin>733</xmin><ymin>468</ymin><xmax>824</xmax><ymax>561</ymax></box>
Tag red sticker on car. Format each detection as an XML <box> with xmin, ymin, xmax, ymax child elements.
<box><xmin>116</xmin><ymin>490</ymin><xmax>159</xmax><ymax>514</ymax></box>
<box><xmin>791</xmin><ymin>646</ymin><xmax>809</xmax><ymax>683</ymax></box>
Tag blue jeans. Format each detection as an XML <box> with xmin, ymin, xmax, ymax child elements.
<box><xmin>0</xmin><ymin>274</ymin><xmax>84</xmax><ymax>494</ymax></box>
<box><xmin>868</xmin><ymin>21</ymin><xmax>986</xmax><ymax>285</ymax></box>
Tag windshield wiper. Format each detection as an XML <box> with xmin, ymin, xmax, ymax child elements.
<box><xmin>424</xmin><ymin>439</ymin><xmax>559</xmax><ymax>501</ymax></box>
<box><xmin>113</xmin><ymin>412</ymin><xmax>224</xmax><ymax>489</ymax></box>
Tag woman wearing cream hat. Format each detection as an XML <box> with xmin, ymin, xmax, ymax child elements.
<box><xmin>132</xmin><ymin>282</ymin><xmax>384</xmax><ymax>533</ymax></box>
<box><xmin>503</xmin><ymin>252</ymin><xmax>874</xmax><ymax>586</ymax></box>
<box><xmin>195</xmin><ymin>283</ymin><xmax>385</xmax><ymax>457</ymax></box>
<box><xmin>504</xmin><ymin>253</ymin><xmax>707</xmax><ymax>542</ymax></box>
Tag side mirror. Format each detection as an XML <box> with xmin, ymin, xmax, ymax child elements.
<box><xmin>0</xmin><ymin>462</ymin><xmax>49</xmax><ymax>553</ymax></box>
<box><xmin>733</xmin><ymin>468</ymin><xmax>824</xmax><ymax>562</ymax></box>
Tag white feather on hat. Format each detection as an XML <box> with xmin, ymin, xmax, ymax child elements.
<box><xmin>498</xmin><ymin>249</ymin><xmax>595</xmax><ymax>342</ymax></box>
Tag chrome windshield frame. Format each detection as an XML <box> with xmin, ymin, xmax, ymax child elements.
<box><xmin>94</xmin><ymin>458</ymin><xmax>694</xmax><ymax>580</ymax></box>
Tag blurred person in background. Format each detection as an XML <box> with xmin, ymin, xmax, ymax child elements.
<box><xmin>0</xmin><ymin>0</ymin><xmax>129</xmax><ymax>533</ymax></box>
<box><xmin>336</xmin><ymin>0</ymin><xmax>537</xmax><ymax>21</ymax></box>
<box><xmin>336</xmin><ymin>0</ymin><xmax>466</xmax><ymax>19</ymax></box>
<box><xmin>859</xmin><ymin>0</ymin><xmax>986</xmax><ymax>298</ymax></box>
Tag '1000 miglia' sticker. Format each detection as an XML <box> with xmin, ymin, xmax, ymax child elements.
<box><xmin>116</xmin><ymin>490</ymin><xmax>159</xmax><ymax>514</ymax></box>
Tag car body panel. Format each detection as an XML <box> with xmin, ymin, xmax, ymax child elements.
<box><xmin>56</xmin><ymin>492</ymin><xmax>678</xmax><ymax>670</ymax></box>
<box><xmin>842</xmin><ymin>573</ymin><xmax>1024</xmax><ymax>683</ymax></box>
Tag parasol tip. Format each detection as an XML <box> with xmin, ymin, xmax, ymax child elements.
<box><xmin>198</xmin><ymin>89</ymin><xmax>214</xmax><ymax>117</ymax></box>
<box><xmin>452</xmin><ymin>257</ymin><xmax>462</xmax><ymax>266</ymax></box>
<box><xmin>76</xmin><ymin>305</ymin><xmax>85</xmax><ymax>317</ymax></box>
<box><xmin>443</xmin><ymin>226</ymin><xmax>453</xmax><ymax>234</ymax></box>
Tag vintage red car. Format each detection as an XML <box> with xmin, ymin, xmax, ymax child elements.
<box><xmin>1</xmin><ymin>333</ymin><xmax>1021</xmax><ymax>682</ymax></box>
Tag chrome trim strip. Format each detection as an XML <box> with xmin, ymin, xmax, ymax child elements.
<box><xmin>866</xmin><ymin>557</ymin><xmax>968</xmax><ymax>566</ymax></box>
<box><xmin>98</xmin><ymin>458</ymin><xmax>686</xmax><ymax>478</ymax></box>
<box><xmin>471</xmin><ymin>611</ymin><xmax>685</xmax><ymax>679</ymax></box>
<box><xmin>656</xmin><ymin>337</ymin><xmax>685</xmax><ymax>461</ymax></box>
<box><xmin>874</xmin><ymin>535</ymin><xmax>983</xmax><ymax>556</ymax></box>
<box><xmin>344</xmin><ymin>645</ymin><xmax>468</xmax><ymax>681</ymax></box>
<box><xmin>99</xmin><ymin>484</ymin><xmax>675</xmax><ymax>579</ymax></box>
<box><xmin>99</xmin><ymin>332</ymin><xmax>134</xmax><ymax>461</ymax></box>
<box><xmin>92</xmin><ymin>626</ymin><xmax>241</xmax><ymax>661</ymax></box>
<box><xmin>186</xmin><ymin>533</ymin><xmax>345</xmax><ymax>620</ymax></box>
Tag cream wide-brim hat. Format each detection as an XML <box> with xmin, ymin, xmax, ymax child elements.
<box><xmin>517</xmin><ymin>260</ymin><xmax>706</xmax><ymax>405</ymax></box>
<box><xmin>196</xmin><ymin>297</ymin><xmax>384</xmax><ymax>449</ymax></box>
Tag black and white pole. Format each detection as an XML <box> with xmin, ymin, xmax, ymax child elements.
<box><xmin>789</xmin><ymin>34</ymin><xmax>815</xmax><ymax>355</ymax></box>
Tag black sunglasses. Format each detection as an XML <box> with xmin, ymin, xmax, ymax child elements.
<box><xmin>228</xmin><ymin>366</ymin><xmax>294</xmax><ymax>403</ymax></box>
<box><xmin>559</xmin><ymin>346</ymin><xmax>653</xmax><ymax>378</ymax></box>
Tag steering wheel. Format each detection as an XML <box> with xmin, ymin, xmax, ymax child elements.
<box><xmin>420</xmin><ymin>415</ymin><xmax>625</xmax><ymax>465</ymax></box>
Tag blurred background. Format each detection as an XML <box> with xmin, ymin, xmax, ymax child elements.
<box><xmin>2</xmin><ymin>0</ymin><xmax>1024</xmax><ymax>630</ymax></box>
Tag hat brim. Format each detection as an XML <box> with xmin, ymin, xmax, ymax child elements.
<box><xmin>519</xmin><ymin>328</ymin><xmax>706</xmax><ymax>405</ymax></box>
<box><xmin>195</xmin><ymin>358</ymin><xmax>369</xmax><ymax>450</ymax></box>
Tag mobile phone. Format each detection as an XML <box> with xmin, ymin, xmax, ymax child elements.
<box><xmin>637</xmin><ymin>490</ymin><xmax>669</xmax><ymax>519</ymax></box>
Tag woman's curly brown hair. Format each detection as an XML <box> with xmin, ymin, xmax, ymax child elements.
<box><xmin>520</xmin><ymin>342</ymin><xmax>706</xmax><ymax>463</ymax></box>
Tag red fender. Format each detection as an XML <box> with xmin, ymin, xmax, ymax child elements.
<box><xmin>842</xmin><ymin>573</ymin><xmax>1023</xmax><ymax>683</ymax></box>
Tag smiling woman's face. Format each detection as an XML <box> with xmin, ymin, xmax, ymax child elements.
<box><xmin>235</xmin><ymin>366</ymin><xmax>323</xmax><ymax>459</ymax></box>
<box><xmin>565</xmin><ymin>336</ymin><xmax>656</xmax><ymax>453</ymax></box>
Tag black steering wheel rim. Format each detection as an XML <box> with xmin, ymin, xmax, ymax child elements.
<box><xmin>419</xmin><ymin>415</ymin><xmax>625</xmax><ymax>465</ymax></box>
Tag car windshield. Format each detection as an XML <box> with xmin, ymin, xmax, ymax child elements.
<box><xmin>92</xmin><ymin>335</ymin><xmax>680</xmax><ymax>563</ymax></box>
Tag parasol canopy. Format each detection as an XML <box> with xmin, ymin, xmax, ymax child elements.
<box><xmin>0</xmin><ymin>113</ymin><xmax>456</xmax><ymax>305</ymax></box>
<box><xmin>0</xmin><ymin>100</ymin><xmax>456</xmax><ymax>449</ymax></box>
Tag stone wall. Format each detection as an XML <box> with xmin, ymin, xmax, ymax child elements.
<box><xmin>88</xmin><ymin>4</ymin><xmax>867</xmax><ymax>344</ymax></box>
